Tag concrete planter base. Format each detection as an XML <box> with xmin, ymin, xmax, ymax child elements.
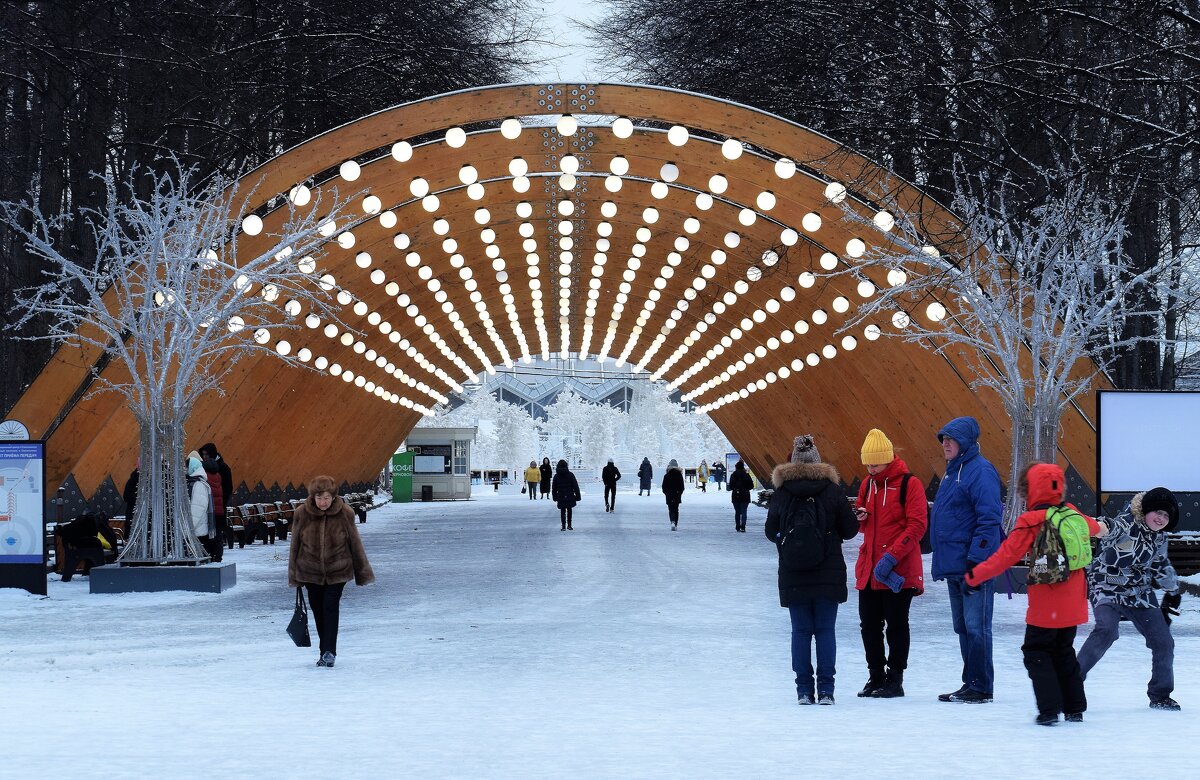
<box><xmin>89</xmin><ymin>562</ymin><xmax>236</xmax><ymax>594</ymax></box>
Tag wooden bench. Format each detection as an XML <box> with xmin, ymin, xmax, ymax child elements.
<box><xmin>1168</xmin><ymin>534</ymin><xmax>1200</xmax><ymax>577</ymax></box>
<box><xmin>225</xmin><ymin>506</ymin><xmax>247</xmax><ymax>549</ymax></box>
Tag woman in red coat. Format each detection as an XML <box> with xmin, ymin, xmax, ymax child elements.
<box><xmin>965</xmin><ymin>462</ymin><xmax>1105</xmax><ymax>725</ymax></box>
<box><xmin>853</xmin><ymin>429</ymin><xmax>929</xmax><ymax>698</ymax></box>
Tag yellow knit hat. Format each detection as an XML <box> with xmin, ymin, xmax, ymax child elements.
<box><xmin>860</xmin><ymin>429</ymin><xmax>894</xmax><ymax>465</ymax></box>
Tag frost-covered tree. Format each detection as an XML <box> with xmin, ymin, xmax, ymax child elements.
<box><xmin>4</xmin><ymin>162</ymin><xmax>352</xmax><ymax>563</ymax></box>
<box><xmin>838</xmin><ymin>171</ymin><xmax>1161</xmax><ymax>524</ymax></box>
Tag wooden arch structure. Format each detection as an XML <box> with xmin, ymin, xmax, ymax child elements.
<box><xmin>11</xmin><ymin>83</ymin><xmax>1100</xmax><ymax>500</ymax></box>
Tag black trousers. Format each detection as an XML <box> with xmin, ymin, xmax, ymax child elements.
<box><xmin>560</xmin><ymin>506</ymin><xmax>573</xmax><ymax>527</ymax></box>
<box><xmin>305</xmin><ymin>581</ymin><xmax>347</xmax><ymax>655</ymax></box>
<box><xmin>1023</xmin><ymin>624</ymin><xmax>1086</xmax><ymax>716</ymax></box>
<box><xmin>667</xmin><ymin>504</ymin><xmax>679</xmax><ymax>524</ymax></box>
<box><xmin>604</xmin><ymin>484</ymin><xmax>616</xmax><ymax>509</ymax></box>
<box><xmin>858</xmin><ymin>587</ymin><xmax>915</xmax><ymax>673</ymax></box>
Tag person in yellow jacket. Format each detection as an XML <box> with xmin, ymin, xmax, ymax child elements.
<box><xmin>698</xmin><ymin>459</ymin><xmax>710</xmax><ymax>492</ymax></box>
<box><xmin>523</xmin><ymin>461</ymin><xmax>541</xmax><ymax>500</ymax></box>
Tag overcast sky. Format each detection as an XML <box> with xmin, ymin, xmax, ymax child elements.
<box><xmin>524</xmin><ymin>0</ymin><xmax>610</xmax><ymax>83</ymax></box>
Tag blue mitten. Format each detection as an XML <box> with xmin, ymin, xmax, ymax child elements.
<box><xmin>874</xmin><ymin>553</ymin><xmax>904</xmax><ymax>593</ymax></box>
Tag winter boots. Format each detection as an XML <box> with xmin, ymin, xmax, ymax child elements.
<box><xmin>874</xmin><ymin>670</ymin><xmax>905</xmax><ymax>698</ymax></box>
<box><xmin>857</xmin><ymin>672</ymin><xmax>886</xmax><ymax>698</ymax></box>
<box><xmin>317</xmin><ymin>652</ymin><xmax>335</xmax><ymax>668</ymax></box>
<box><xmin>1150</xmin><ymin>697</ymin><xmax>1182</xmax><ymax>711</ymax></box>
<box><xmin>859</xmin><ymin>670</ymin><xmax>903</xmax><ymax>698</ymax></box>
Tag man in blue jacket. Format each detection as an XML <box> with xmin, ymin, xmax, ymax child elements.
<box><xmin>931</xmin><ymin>416</ymin><xmax>1004</xmax><ymax>703</ymax></box>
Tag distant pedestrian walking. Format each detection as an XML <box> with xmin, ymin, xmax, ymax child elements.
<box><xmin>539</xmin><ymin>457</ymin><xmax>553</xmax><ymax>500</ymax></box>
<box><xmin>524</xmin><ymin>461</ymin><xmax>540</xmax><ymax>501</ymax></box>
<box><xmin>662</xmin><ymin>459</ymin><xmax>685</xmax><ymax>530</ymax></box>
<box><xmin>729</xmin><ymin>460</ymin><xmax>753</xmax><ymax>532</ymax></box>
<box><xmin>713</xmin><ymin>460</ymin><xmax>727</xmax><ymax>491</ymax></box>
<box><xmin>552</xmin><ymin>459</ymin><xmax>581</xmax><ymax>530</ymax></box>
<box><xmin>638</xmin><ymin>457</ymin><xmax>653</xmax><ymax>496</ymax></box>
<box><xmin>602</xmin><ymin>458</ymin><xmax>621</xmax><ymax>512</ymax></box>
<box><xmin>288</xmin><ymin>475</ymin><xmax>375</xmax><ymax>668</ymax></box>
<box><xmin>697</xmin><ymin>459</ymin><xmax>709</xmax><ymax>492</ymax></box>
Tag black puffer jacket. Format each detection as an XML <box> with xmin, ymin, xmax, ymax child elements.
<box><xmin>729</xmin><ymin>467</ymin><xmax>753</xmax><ymax>504</ymax></box>
<box><xmin>764</xmin><ymin>461</ymin><xmax>858</xmax><ymax>606</ymax></box>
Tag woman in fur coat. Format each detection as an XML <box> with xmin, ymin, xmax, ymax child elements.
<box><xmin>288</xmin><ymin>475</ymin><xmax>375</xmax><ymax>668</ymax></box>
<box><xmin>764</xmin><ymin>435</ymin><xmax>858</xmax><ymax>705</ymax></box>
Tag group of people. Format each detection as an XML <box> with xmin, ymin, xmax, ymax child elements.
<box><xmin>521</xmin><ymin>456</ymin><xmax>751</xmax><ymax>533</ymax></box>
<box><xmin>765</xmin><ymin>417</ymin><xmax>1183</xmax><ymax>724</ymax></box>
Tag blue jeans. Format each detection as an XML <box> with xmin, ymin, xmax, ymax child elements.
<box><xmin>1078</xmin><ymin>602</ymin><xmax>1174</xmax><ymax>701</ymax></box>
<box><xmin>733</xmin><ymin>501</ymin><xmax>749</xmax><ymax>528</ymax></box>
<box><xmin>947</xmin><ymin>575</ymin><xmax>994</xmax><ymax>694</ymax></box>
<box><xmin>788</xmin><ymin>598</ymin><xmax>839</xmax><ymax>696</ymax></box>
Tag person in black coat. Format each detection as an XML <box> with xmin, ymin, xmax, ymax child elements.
<box><xmin>662</xmin><ymin>459</ymin><xmax>685</xmax><ymax>530</ymax></box>
<box><xmin>551</xmin><ymin>459</ymin><xmax>581</xmax><ymax>530</ymax></box>
<box><xmin>539</xmin><ymin>457</ymin><xmax>553</xmax><ymax>500</ymax></box>
<box><xmin>729</xmin><ymin>460</ymin><xmax>754</xmax><ymax>532</ymax></box>
<box><xmin>637</xmin><ymin>457</ymin><xmax>653</xmax><ymax>496</ymax></box>
<box><xmin>713</xmin><ymin>460</ymin><xmax>728</xmax><ymax>491</ymax></box>
<box><xmin>601</xmin><ymin>458</ymin><xmax>621</xmax><ymax>512</ymax></box>
<box><xmin>200</xmin><ymin>442</ymin><xmax>233</xmax><ymax>545</ymax></box>
<box><xmin>58</xmin><ymin>512</ymin><xmax>119</xmax><ymax>582</ymax></box>
<box><xmin>764</xmin><ymin>435</ymin><xmax>858</xmax><ymax>705</ymax></box>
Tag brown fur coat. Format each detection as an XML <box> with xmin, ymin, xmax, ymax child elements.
<box><xmin>287</xmin><ymin>495</ymin><xmax>375</xmax><ymax>587</ymax></box>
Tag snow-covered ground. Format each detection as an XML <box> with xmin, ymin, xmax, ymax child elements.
<box><xmin>3</xmin><ymin>483</ymin><xmax>1196</xmax><ymax>778</ymax></box>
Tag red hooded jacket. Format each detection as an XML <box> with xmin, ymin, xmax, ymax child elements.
<box><xmin>965</xmin><ymin>463</ymin><xmax>1100</xmax><ymax>628</ymax></box>
<box><xmin>855</xmin><ymin>458</ymin><xmax>929</xmax><ymax>594</ymax></box>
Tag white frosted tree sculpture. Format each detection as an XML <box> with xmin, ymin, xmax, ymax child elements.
<box><xmin>836</xmin><ymin>171</ymin><xmax>1162</xmax><ymax>525</ymax></box>
<box><xmin>5</xmin><ymin>162</ymin><xmax>353</xmax><ymax>563</ymax></box>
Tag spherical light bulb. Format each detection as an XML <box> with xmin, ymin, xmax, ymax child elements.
<box><xmin>709</xmin><ymin>174</ymin><xmax>728</xmax><ymax>194</ymax></box>
<box><xmin>825</xmin><ymin>182</ymin><xmax>847</xmax><ymax>203</ymax></box>
<box><xmin>288</xmin><ymin>184</ymin><xmax>311</xmax><ymax>206</ymax></box>
<box><xmin>241</xmin><ymin>214</ymin><xmax>262</xmax><ymax>235</ymax></box>
<box><xmin>660</xmin><ymin>162</ymin><xmax>679</xmax><ymax>182</ymax></box>
<box><xmin>444</xmin><ymin>127</ymin><xmax>467</xmax><ymax>148</ymax></box>
<box><xmin>756</xmin><ymin>191</ymin><xmax>777</xmax><ymax>211</ymax></box>
<box><xmin>892</xmin><ymin>311</ymin><xmax>911</xmax><ymax>329</ymax></box>
<box><xmin>820</xmin><ymin>253</ymin><xmax>839</xmax><ymax>271</ymax></box>
<box><xmin>557</xmin><ymin>114</ymin><xmax>578</xmax><ymax>135</ymax></box>
<box><xmin>500</xmin><ymin>118</ymin><xmax>522</xmax><ymax>139</ymax></box>
<box><xmin>667</xmin><ymin>125</ymin><xmax>689</xmax><ymax>145</ymax></box>
<box><xmin>857</xmin><ymin>280</ymin><xmax>876</xmax><ymax>297</ymax></box>
<box><xmin>847</xmin><ymin>238</ymin><xmax>866</xmax><ymax>258</ymax></box>
<box><xmin>775</xmin><ymin>158</ymin><xmax>796</xmax><ymax>178</ymax></box>
<box><xmin>721</xmin><ymin>138</ymin><xmax>743</xmax><ymax>159</ymax></box>
<box><xmin>926</xmin><ymin>301</ymin><xmax>947</xmax><ymax>321</ymax></box>
<box><xmin>560</xmin><ymin>154</ymin><xmax>579</xmax><ymax>174</ymax></box>
<box><xmin>780</xmin><ymin>228</ymin><xmax>798</xmax><ymax>246</ymax></box>
<box><xmin>339</xmin><ymin>160</ymin><xmax>360</xmax><ymax>181</ymax></box>
<box><xmin>509</xmin><ymin>157</ymin><xmax>528</xmax><ymax>177</ymax></box>
<box><xmin>458</xmin><ymin>165</ymin><xmax>478</xmax><ymax>184</ymax></box>
<box><xmin>612</xmin><ymin>117</ymin><xmax>633</xmax><ymax>138</ymax></box>
<box><xmin>391</xmin><ymin>141</ymin><xmax>413</xmax><ymax>162</ymax></box>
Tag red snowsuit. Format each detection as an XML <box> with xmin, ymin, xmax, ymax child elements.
<box><xmin>966</xmin><ymin>464</ymin><xmax>1101</xmax><ymax>628</ymax></box>
<box><xmin>855</xmin><ymin>458</ymin><xmax>928</xmax><ymax>594</ymax></box>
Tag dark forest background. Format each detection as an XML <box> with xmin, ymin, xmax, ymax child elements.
<box><xmin>4</xmin><ymin>1</ymin><xmax>1199</xmax><ymax>416</ymax></box>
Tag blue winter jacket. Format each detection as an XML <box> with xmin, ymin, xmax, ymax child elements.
<box><xmin>930</xmin><ymin>417</ymin><xmax>1004</xmax><ymax>580</ymax></box>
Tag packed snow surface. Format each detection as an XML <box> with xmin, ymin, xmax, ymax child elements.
<box><xmin>3</xmin><ymin>484</ymin><xmax>1195</xmax><ymax>778</ymax></box>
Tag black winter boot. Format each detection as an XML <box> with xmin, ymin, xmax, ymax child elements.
<box><xmin>874</xmin><ymin>669</ymin><xmax>905</xmax><ymax>698</ymax></box>
<box><xmin>857</xmin><ymin>672</ymin><xmax>886</xmax><ymax>698</ymax></box>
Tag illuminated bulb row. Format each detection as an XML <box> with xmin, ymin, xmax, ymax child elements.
<box><xmin>302</xmin><ymin>311</ymin><xmax>449</xmax><ymax>404</ymax></box>
<box><xmin>440</xmin><ymin>239</ymin><xmax>502</xmax><ymax>377</ymax></box>
<box><xmin>281</xmin><ymin>338</ymin><xmax>432</xmax><ymax>413</ymax></box>
<box><xmin>696</xmin><ymin>324</ymin><xmax>883</xmax><ymax>414</ymax></box>
<box><xmin>402</xmin><ymin>240</ymin><xmax>504</xmax><ymax>378</ymax></box>
<box><xmin>481</xmin><ymin>224</ymin><xmax>531</xmax><ymax>366</ymax></box>
<box><xmin>349</xmin><ymin>231</ymin><xmax>467</xmax><ymax>391</ymax></box>
<box><xmin>578</xmin><ymin>202</ymin><xmax>623</xmax><ymax>359</ymax></box>
<box><xmin>683</xmin><ymin>292</ymin><xmax>873</xmax><ymax>404</ymax></box>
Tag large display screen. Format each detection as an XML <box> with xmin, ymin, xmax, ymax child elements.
<box><xmin>1099</xmin><ymin>390</ymin><xmax>1200</xmax><ymax>493</ymax></box>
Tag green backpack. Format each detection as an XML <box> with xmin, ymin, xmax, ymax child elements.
<box><xmin>1026</xmin><ymin>505</ymin><xmax>1093</xmax><ymax>586</ymax></box>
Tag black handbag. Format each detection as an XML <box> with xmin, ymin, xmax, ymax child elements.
<box><xmin>286</xmin><ymin>587</ymin><xmax>312</xmax><ymax>647</ymax></box>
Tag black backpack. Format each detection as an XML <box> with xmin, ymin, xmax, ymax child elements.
<box><xmin>779</xmin><ymin>494</ymin><xmax>828</xmax><ymax>571</ymax></box>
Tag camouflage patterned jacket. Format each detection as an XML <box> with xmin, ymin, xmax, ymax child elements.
<box><xmin>1087</xmin><ymin>500</ymin><xmax>1179</xmax><ymax>610</ymax></box>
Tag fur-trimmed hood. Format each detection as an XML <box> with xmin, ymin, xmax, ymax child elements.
<box><xmin>772</xmin><ymin>461</ymin><xmax>840</xmax><ymax>487</ymax></box>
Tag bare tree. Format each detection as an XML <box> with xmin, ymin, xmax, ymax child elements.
<box><xmin>3</xmin><ymin>161</ymin><xmax>354</xmax><ymax>564</ymax></box>
<box><xmin>835</xmin><ymin>169</ymin><xmax>1163</xmax><ymax>524</ymax></box>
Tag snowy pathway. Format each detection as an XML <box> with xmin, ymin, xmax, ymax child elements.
<box><xmin>2</xmin><ymin>484</ymin><xmax>1196</xmax><ymax>777</ymax></box>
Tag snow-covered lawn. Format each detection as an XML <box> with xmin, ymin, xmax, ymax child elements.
<box><xmin>3</xmin><ymin>483</ymin><xmax>1195</xmax><ymax>777</ymax></box>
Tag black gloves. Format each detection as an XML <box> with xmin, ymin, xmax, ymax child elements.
<box><xmin>1162</xmin><ymin>592</ymin><xmax>1182</xmax><ymax>625</ymax></box>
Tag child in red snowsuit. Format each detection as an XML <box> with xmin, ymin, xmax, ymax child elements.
<box><xmin>965</xmin><ymin>462</ymin><xmax>1105</xmax><ymax>725</ymax></box>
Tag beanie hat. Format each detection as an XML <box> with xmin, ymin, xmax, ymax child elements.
<box><xmin>668</xmin><ymin>458</ymin><xmax>680</xmax><ymax>469</ymax></box>
<box><xmin>860</xmin><ymin>429</ymin><xmax>894</xmax><ymax>465</ymax></box>
<box><xmin>790</xmin><ymin>435</ymin><xmax>821</xmax><ymax>464</ymax></box>
<box><xmin>1140</xmin><ymin>486</ymin><xmax>1179</xmax><ymax>532</ymax></box>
